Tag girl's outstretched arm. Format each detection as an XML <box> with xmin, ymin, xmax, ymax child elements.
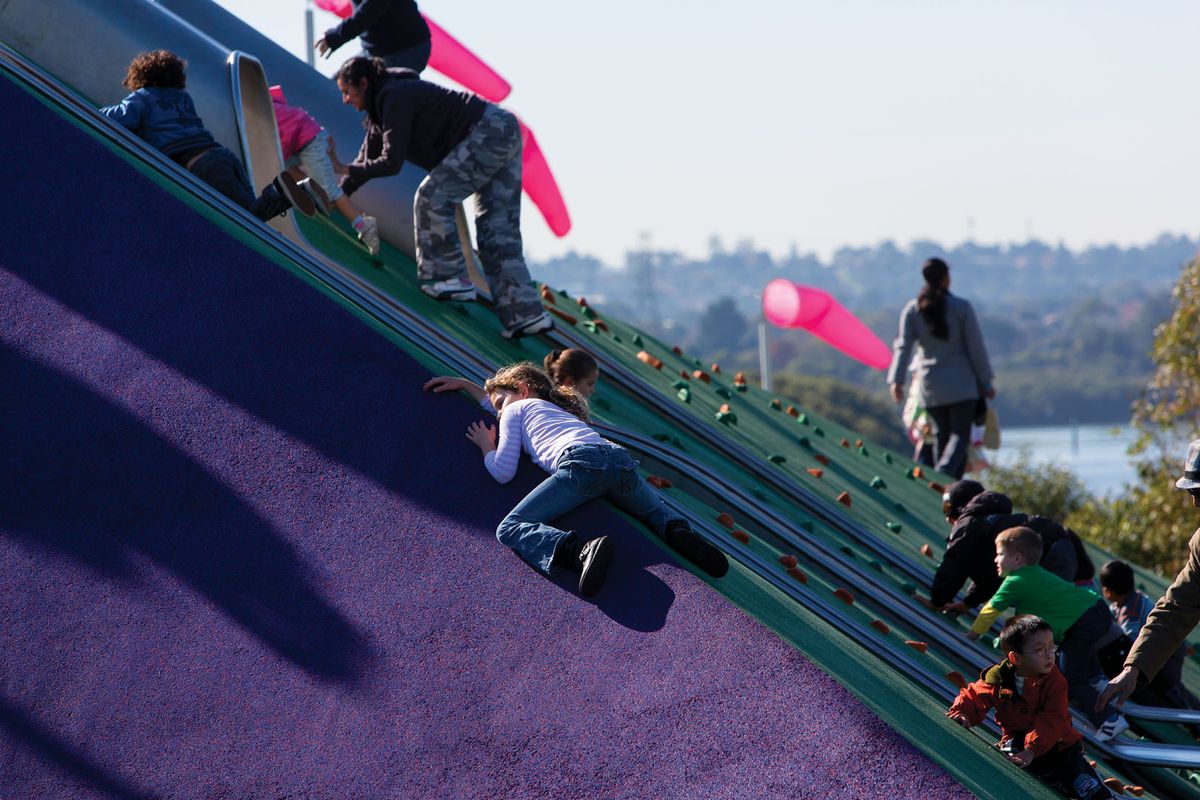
<box><xmin>424</xmin><ymin>376</ymin><xmax>486</xmax><ymax>403</ymax></box>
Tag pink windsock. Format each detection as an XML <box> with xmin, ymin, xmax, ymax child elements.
<box><xmin>519</xmin><ymin>120</ymin><xmax>571</xmax><ymax>236</ymax></box>
<box><xmin>313</xmin><ymin>0</ymin><xmax>351</xmax><ymax>17</ymax></box>
<box><xmin>762</xmin><ymin>279</ymin><xmax>891</xmax><ymax>370</ymax></box>
<box><xmin>425</xmin><ymin>17</ymin><xmax>511</xmax><ymax>102</ymax></box>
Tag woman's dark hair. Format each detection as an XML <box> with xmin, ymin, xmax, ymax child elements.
<box><xmin>543</xmin><ymin>348</ymin><xmax>599</xmax><ymax>388</ymax></box>
<box><xmin>917</xmin><ymin>257</ymin><xmax>950</xmax><ymax>340</ymax></box>
<box><xmin>122</xmin><ymin>50</ymin><xmax>187</xmax><ymax>91</ymax></box>
<box><xmin>334</xmin><ymin>56</ymin><xmax>389</xmax><ymax>122</ymax></box>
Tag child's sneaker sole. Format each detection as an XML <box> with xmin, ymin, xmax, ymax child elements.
<box><xmin>421</xmin><ymin>280</ymin><xmax>477</xmax><ymax>301</ymax></box>
<box><xmin>500</xmin><ymin>311</ymin><xmax>554</xmax><ymax>340</ymax></box>
<box><xmin>275</xmin><ymin>173</ymin><xmax>315</xmax><ymax>217</ymax></box>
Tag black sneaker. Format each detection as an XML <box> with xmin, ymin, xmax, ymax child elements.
<box><xmin>273</xmin><ymin>172</ymin><xmax>316</xmax><ymax>217</ymax></box>
<box><xmin>554</xmin><ymin>534</ymin><xmax>614</xmax><ymax>597</ymax></box>
<box><xmin>297</xmin><ymin>177</ymin><xmax>330</xmax><ymax>215</ymax></box>
<box><xmin>664</xmin><ymin>520</ymin><xmax>728</xmax><ymax>578</ymax></box>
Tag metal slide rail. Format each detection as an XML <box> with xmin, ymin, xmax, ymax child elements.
<box><xmin>4</xmin><ymin>47</ymin><xmax>1197</xmax><ymax>773</ymax></box>
<box><xmin>544</xmin><ymin>319</ymin><xmax>1200</xmax><ymax>728</ymax></box>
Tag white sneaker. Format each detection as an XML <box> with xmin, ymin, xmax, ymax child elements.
<box><xmin>500</xmin><ymin>310</ymin><xmax>554</xmax><ymax>340</ymax></box>
<box><xmin>1093</xmin><ymin>712</ymin><xmax>1129</xmax><ymax>742</ymax></box>
<box><xmin>354</xmin><ymin>214</ymin><xmax>380</xmax><ymax>256</ymax></box>
<box><xmin>421</xmin><ymin>277</ymin><xmax>476</xmax><ymax>301</ymax></box>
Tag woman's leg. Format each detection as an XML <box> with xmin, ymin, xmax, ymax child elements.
<box><xmin>927</xmin><ymin>399</ymin><xmax>976</xmax><ymax>478</ymax></box>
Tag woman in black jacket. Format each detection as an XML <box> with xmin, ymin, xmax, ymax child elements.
<box><xmin>334</xmin><ymin>57</ymin><xmax>551</xmax><ymax>339</ymax></box>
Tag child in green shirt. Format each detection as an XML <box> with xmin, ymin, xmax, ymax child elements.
<box><xmin>967</xmin><ymin>527</ymin><xmax>1128</xmax><ymax>741</ymax></box>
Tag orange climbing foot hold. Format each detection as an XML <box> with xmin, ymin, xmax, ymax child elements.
<box><xmin>904</xmin><ymin>640</ymin><xmax>929</xmax><ymax>653</ymax></box>
<box><xmin>840</xmin><ymin>437</ymin><xmax>850</xmax><ymax>448</ymax></box>
<box><xmin>647</xmin><ymin>475</ymin><xmax>673</xmax><ymax>489</ymax></box>
<box><xmin>785</xmin><ymin>405</ymin><xmax>799</xmax><ymax>418</ymax></box>
<box><xmin>539</xmin><ymin>285</ymin><xmax>557</xmax><ymax>304</ymax></box>
<box><xmin>813</xmin><ymin>454</ymin><xmax>830</xmax><ymax>465</ymax></box>
<box><xmin>855</xmin><ymin>439</ymin><xmax>864</xmax><ymax>448</ymax></box>
<box><xmin>928</xmin><ymin>481</ymin><xmax>946</xmax><ymax>493</ymax></box>
<box><xmin>636</xmin><ymin>351</ymin><xmax>664</xmax><ymax>370</ymax></box>
<box><xmin>1102</xmin><ymin>779</ymin><xmax>1124</xmax><ymax>793</ymax></box>
<box><xmin>547</xmin><ymin>306</ymin><xmax>578</xmax><ymax>325</ymax></box>
<box><xmin>836</xmin><ymin>491</ymin><xmax>852</xmax><ymax>507</ymax></box>
<box><xmin>946</xmin><ymin>671</ymin><xmax>967</xmax><ymax>689</ymax></box>
<box><xmin>911</xmin><ymin>467</ymin><xmax>924</xmax><ymax>479</ymax></box>
<box><xmin>778</xmin><ymin>554</ymin><xmax>798</xmax><ymax>568</ymax></box>
<box><xmin>1126</xmin><ymin>787</ymin><xmax>1144</xmax><ymax>797</ymax></box>
<box><xmin>920</xmin><ymin>544</ymin><xmax>934</xmax><ymax>558</ymax></box>
<box><xmin>806</xmin><ymin>468</ymin><xmax>824</xmax><ymax>478</ymax></box>
<box><xmin>833</xmin><ymin>588</ymin><xmax>855</xmax><ymax>605</ymax></box>
<box><xmin>732</xmin><ymin>530</ymin><xmax>750</xmax><ymax>544</ymax></box>
<box><xmin>672</xmin><ymin>345</ymin><xmax>683</xmax><ymax>355</ymax></box>
<box><xmin>692</xmin><ymin>370</ymin><xmax>711</xmax><ymax>383</ymax></box>
<box><xmin>870</xmin><ymin>620</ymin><xmax>890</xmax><ymax>634</ymax></box>
<box><xmin>711</xmin><ymin>363</ymin><xmax>721</xmax><ymax>374</ymax></box>
<box><xmin>787</xmin><ymin>566</ymin><xmax>808</xmax><ymax>583</ymax></box>
<box><xmin>716</xmin><ymin>512</ymin><xmax>735</xmax><ymax>528</ymax></box>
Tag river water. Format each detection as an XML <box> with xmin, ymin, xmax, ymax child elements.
<box><xmin>987</xmin><ymin>424</ymin><xmax>1139</xmax><ymax>498</ymax></box>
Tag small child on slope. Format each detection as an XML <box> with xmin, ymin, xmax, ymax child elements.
<box><xmin>425</xmin><ymin>362</ymin><xmax>727</xmax><ymax>596</ymax></box>
<box><xmin>269</xmin><ymin>85</ymin><xmax>380</xmax><ymax>255</ymax></box>
<box><xmin>967</xmin><ymin>526</ymin><xmax>1128</xmax><ymax>741</ymax></box>
<box><xmin>948</xmin><ymin>615</ymin><xmax>1114</xmax><ymax>799</ymax></box>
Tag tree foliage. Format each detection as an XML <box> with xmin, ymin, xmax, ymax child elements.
<box><xmin>1073</xmin><ymin>258</ymin><xmax>1200</xmax><ymax>575</ymax></box>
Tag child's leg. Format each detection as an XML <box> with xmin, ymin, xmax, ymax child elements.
<box><xmin>600</xmin><ymin>445</ymin><xmax>728</xmax><ymax>577</ymax></box>
<box><xmin>1032</xmin><ymin>742</ymin><xmax>1112</xmax><ymax>799</ymax></box>
<box><xmin>1061</xmin><ymin>601</ymin><xmax>1119</xmax><ymax>725</ymax></box>
<box><xmin>496</xmin><ymin>469</ymin><xmax>601</xmax><ymax>575</ymax></box>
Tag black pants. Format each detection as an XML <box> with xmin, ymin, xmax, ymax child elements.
<box><xmin>189</xmin><ymin>147</ymin><xmax>280</xmax><ymax>221</ymax></box>
<box><xmin>1060</xmin><ymin>600</ymin><xmax>1117</xmax><ymax>726</ymax></box>
<box><xmin>927</xmin><ymin>399</ymin><xmax>976</xmax><ymax>479</ymax></box>
<box><xmin>1028</xmin><ymin>741</ymin><xmax>1112</xmax><ymax>799</ymax></box>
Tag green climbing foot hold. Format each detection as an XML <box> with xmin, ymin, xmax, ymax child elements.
<box><xmin>883</xmin><ymin>453</ymin><xmax>893</xmax><ymax>464</ymax></box>
<box><xmin>869</xmin><ymin>477</ymin><xmax>887</xmax><ymax>489</ymax></box>
<box><xmin>677</xmin><ymin>387</ymin><xmax>691</xmax><ymax>403</ymax></box>
<box><xmin>767</xmin><ymin>453</ymin><xmax>787</xmax><ymax>464</ymax></box>
<box><xmin>868</xmin><ymin>560</ymin><xmax>883</xmax><ymax>572</ymax></box>
<box><xmin>632</xmin><ymin>334</ymin><xmax>644</xmax><ymax>346</ymax></box>
<box><xmin>797</xmin><ymin>436</ymin><xmax>811</xmax><ymax>448</ymax></box>
<box><xmin>612</xmin><ymin>334</ymin><xmax>622</xmax><ymax>343</ymax></box>
<box><xmin>797</xmin><ymin>412</ymin><xmax>808</xmax><ymax>424</ymax></box>
<box><xmin>672</xmin><ymin>380</ymin><xmax>689</xmax><ymax>390</ymax></box>
<box><xmin>715</xmin><ymin>387</ymin><xmax>732</xmax><ymax>399</ymax></box>
<box><xmin>715</xmin><ymin>410</ymin><xmax>737</xmax><ymax>424</ymax></box>
<box><xmin>839</xmin><ymin>546</ymin><xmax>855</xmax><ymax>558</ymax></box>
<box><xmin>886</xmin><ymin>521</ymin><xmax>902</xmax><ymax>533</ymax></box>
<box><xmin>900</xmin><ymin>582</ymin><xmax>917</xmax><ymax>595</ymax></box>
<box><xmin>894</xmin><ymin>502</ymin><xmax>907</xmax><ymax>513</ymax></box>
<box><xmin>812</xmin><ymin>426</ymin><xmax>824</xmax><ymax>436</ymax></box>
<box><xmin>858</xmin><ymin>446</ymin><xmax>869</xmax><ymax>456</ymax></box>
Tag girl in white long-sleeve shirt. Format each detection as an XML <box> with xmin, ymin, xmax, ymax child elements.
<box><xmin>424</xmin><ymin>362</ymin><xmax>727</xmax><ymax>597</ymax></box>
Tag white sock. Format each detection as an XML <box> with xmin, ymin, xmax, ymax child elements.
<box><xmin>352</xmin><ymin>214</ymin><xmax>366</xmax><ymax>230</ymax></box>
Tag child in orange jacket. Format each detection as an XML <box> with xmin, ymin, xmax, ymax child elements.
<box><xmin>948</xmin><ymin>615</ymin><xmax>1113</xmax><ymax>799</ymax></box>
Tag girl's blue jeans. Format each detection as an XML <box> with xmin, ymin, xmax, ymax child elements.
<box><xmin>496</xmin><ymin>442</ymin><xmax>680</xmax><ymax>574</ymax></box>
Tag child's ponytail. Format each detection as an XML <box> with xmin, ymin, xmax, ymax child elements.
<box><xmin>485</xmin><ymin>362</ymin><xmax>589</xmax><ymax>422</ymax></box>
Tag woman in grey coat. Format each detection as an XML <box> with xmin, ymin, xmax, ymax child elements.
<box><xmin>886</xmin><ymin>258</ymin><xmax>994</xmax><ymax>479</ymax></box>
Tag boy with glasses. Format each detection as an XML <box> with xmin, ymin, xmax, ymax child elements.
<box><xmin>967</xmin><ymin>527</ymin><xmax>1127</xmax><ymax>741</ymax></box>
<box><xmin>948</xmin><ymin>616</ymin><xmax>1113</xmax><ymax>799</ymax></box>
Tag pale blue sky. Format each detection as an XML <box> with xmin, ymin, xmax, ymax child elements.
<box><xmin>215</xmin><ymin>1</ymin><xmax>1200</xmax><ymax>265</ymax></box>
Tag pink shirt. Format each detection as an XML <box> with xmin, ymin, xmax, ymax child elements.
<box><xmin>269</xmin><ymin>86</ymin><xmax>322</xmax><ymax>160</ymax></box>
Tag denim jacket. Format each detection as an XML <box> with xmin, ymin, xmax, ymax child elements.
<box><xmin>100</xmin><ymin>87</ymin><xmax>215</xmax><ymax>159</ymax></box>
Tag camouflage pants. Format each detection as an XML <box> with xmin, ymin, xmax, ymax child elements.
<box><xmin>414</xmin><ymin>105</ymin><xmax>541</xmax><ymax>326</ymax></box>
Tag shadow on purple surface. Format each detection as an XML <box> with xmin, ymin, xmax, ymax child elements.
<box><xmin>0</xmin><ymin>696</ymin><xmax>155</xmax><ymax>800</ymax></box>
<box><xmin>0</xmin><ymin>342</ymin><xmax>374</xmax><ymax>684</ymax></box>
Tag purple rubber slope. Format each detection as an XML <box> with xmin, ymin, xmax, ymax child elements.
<box><xmin>0</xmin><ymin>76</ymin><xmax>971</xmax><ymax>799</ymax></box>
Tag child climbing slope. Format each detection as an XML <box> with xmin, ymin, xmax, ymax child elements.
<box><xmin>426</xmin><ymin>363</ymin><xmax>728</xmax><ymax>596</ymax></box>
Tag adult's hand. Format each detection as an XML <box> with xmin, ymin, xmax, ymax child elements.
<box><xmin>889</xmin><ymin>383</ymin><xmax>904</xmax><ymax>404</ymax></box>
<box><xmin>316</xmin><ymin>36</ymin><xmax>332</xmax><ymax>58</ymax></box>
<box><xmin>1097</xmin><ymin>666</ymin><xmax>1140</xmax><ymax>710</ymax></box>
<box><xmin>986</xmin><ymin>386</ymin><xmax>996</xmax><ymax>400</ymax></box>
